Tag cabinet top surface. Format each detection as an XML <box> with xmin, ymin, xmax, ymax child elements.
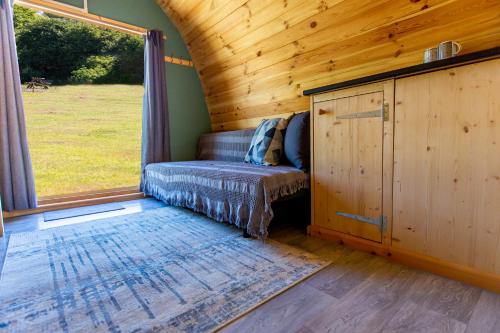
<box><xmin>303</xmin><ymin>47</ymin><xmax>500</xmax><ymax>96</ymax></box>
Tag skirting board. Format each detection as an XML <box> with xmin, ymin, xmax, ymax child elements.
<box><xmin>308</xmin><ymin>225</ymin><xmax>500</xmax><ymax>294</ymax></box>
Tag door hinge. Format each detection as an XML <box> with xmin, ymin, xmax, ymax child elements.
<box><xmin>336</xmin><ymin>212</ymin><xmax>387</xmax><ymax>232</ymax></box>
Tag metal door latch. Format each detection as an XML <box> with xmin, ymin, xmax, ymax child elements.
<box><xmin>335</xmin><ymin>102</ymin><xmax>389</xmax><ymax>121</ymax></box>
<box><xmin>336</xmin><ymin>212</ymin><xmax>387</xmax><ymax>232</ymax></box>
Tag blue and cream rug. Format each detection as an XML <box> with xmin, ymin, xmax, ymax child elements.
<box><xmin>0</xmin><ymin>207</ymin><xmax>329</xmax><ymax>332</ymax></box>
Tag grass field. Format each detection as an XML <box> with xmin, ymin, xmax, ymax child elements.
<box><xmin>23</xmin><ymin>85</ymin><xmax>143</xmax><ymax>197</ymax></box>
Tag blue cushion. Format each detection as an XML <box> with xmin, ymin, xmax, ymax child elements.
<box><xmin>245</xmin><ymin>118</ymin><xmax>288</xmax><ymax>166</ymax></box>
<box><xmin>284</xmin><ymin>111</ymin><xmax>310</xmax><ymax>170</ymax></box>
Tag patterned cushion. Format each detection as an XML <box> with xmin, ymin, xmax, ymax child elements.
<box><xmin>244</xmin><ymin>118</ymin><xmax>288</xmax><ymax>166</ymax></box>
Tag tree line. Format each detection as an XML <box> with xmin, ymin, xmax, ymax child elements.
<box><xmin>14</xmin><ymin>5</ymin><xmax>144</xmax><ymax>85</ymax></box>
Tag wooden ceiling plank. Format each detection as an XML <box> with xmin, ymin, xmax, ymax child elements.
<box><xmin>197</xmin><ymin>0</ymin><xmax>339</xmax><ymax>70</ymax></box>
<box><xmin>182</xmin><ymin>0</ymin><xmax>231</xmax><ymax>28</ymax></box>
<box><xmin>189</xmin><ymin>0</ymin><xmax>316</xmax><ymax>62</ymax></box>
<box><xmin>175</xmin><ymin>0</ymin><xmax>205</xmax><ymax>16</ymax></box>
<box><xmin>203</xmin><ymin>0</ymin><xmax>499</xmax><ymax>100</ymax></box>
<box><xmin>159</xmin><ymin>0</ymin><xmax>203</xmax><ymax>18</ymax></box>
<box><xmin>187</xmin><ymin>0</ymin><xmax>277</xmax><ymax>61</ymax></box>
<box><xmin>211</xmin><ymin>110</ymin><xmax>300</xmax><ymax>131</ymax></box>
<box><xmin>208</xmin><ymin>37</ymin><xmax>493</xmax><ymax>118</ymax></box>
<box><xmin>207</xmin><ymin>17</ymin><xmax>500</xmax><ymax>115</ymax></box>
<box><xmin>201</xmin><ymin>0</ymin><xmax>453</xmax><ymax>84</ymax></box>
<box><xmin>300</xmin><ymin>22</ymin><xmax>500</xmax><ymax>89</ymax></box>
<box><xmin>300</xmin><ymin>32</ymin><xmax>499</xmax><ymax>92</ymax></box>
<box><xmin>183</xmin><ymin>0</ymin><xmax>249</xmax><ymax>43</ymax></box>
<box><xmin>209</xmin><ymin>33</ymin><xmax>499</xmax><ymax>122</ymax></box>
<box><xmin>157</xmin><ymin>0</ymin><xmax>500</xmax><ymax>130</ymax></box>
<box><xmin>210</xmin><ymin>96</ymin><xmax>309</xmax><ymax>123</ymax></box>
<box><xmin>198</xmin><ymin>0</ymin><xmax>423</xmax><ymax>71</ymax></box>
<box><xmin>155</xmin><ymin>0</ymin><xmax>192</xmax><ymax>35</ymax></box>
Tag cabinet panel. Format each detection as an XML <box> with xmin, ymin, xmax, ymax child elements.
<box><xmin>312</xmin><ymin>85</ymin><xmax>391</xmax><ymax>243</ymax></box>
<box><xmin>393</xmin><ymin>59</ymin><xmax>500</xmax><ymax>274</ymax></box>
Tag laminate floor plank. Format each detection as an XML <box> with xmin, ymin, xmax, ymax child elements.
<box><xmin>305</xmin><ymin>251</ymin><xmax>386</xmax><ymax>299</ymax></box>
<box><xmin>294</xmin><ymin>327</ymin><xmax>316</xmax><ymax>333</ymax></box>
<box><xmin>303</xmin><ymin>261</ymin><xmax>419</xmax><ymax>333</ymax></box>
<box><xmin>268</xmin><ymin>224</ymin><xmax>304</xmax><ymax>244</ymax></box>
<box><xmin>3</xmin><ymin>213</ymin><xmax>44</xmax><ymax>233</ymax></box>
<box><xmin>285</xmin><ymin>233</ymin><xmax>332</xmax><ymax>253</ymax></box>
<box><xmin>382</xmin><ymin>301</ymin><xmax>467</xmax><ymax>333</ymax></box>
<box><xmin>311</xmin><ymin>241</ymin><xmax>353</xmax><ymax>262</ymax></box>
<box><xmin>222</xmin><ymin>284</ymin><xmax>338</xmax><ymax>333</ymax></box>
<box><xmin>406</xmin><ymin>274</ymin><xmax>483</xmax><ymax>323</ymax></box>
<box><xmin>342</xmin><ymin>266</ymin><xmax>427</xmax><ymax>332</ymax></box>
<box><xmin>465</xmin><ymin>290</ymin><xmax>500</xmax><ymax>333</ymax></box>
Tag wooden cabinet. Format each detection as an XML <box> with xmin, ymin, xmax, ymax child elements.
<box><xmin>311</xmin><ymin>81</ymin><xmax>394</xmax><ymax>244</ymax></box>
<box><xmin>309</xmin><ymin>58</ymin><xmax>500</xmax><ymax>287</ymax></box>
<box><xmin>392</xmin><ymin>59</ymin><xmax>500</xmax><ymax>275</ymax></box>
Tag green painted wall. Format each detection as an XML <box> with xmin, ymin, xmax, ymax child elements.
<box><xmin>54</xmin><ymin>0</ymin><xmax>211</xmax><ymax>161</ymax></box>
<box><xmin>55</xmin><ymin>0</ymin><xmax>84</xmax><ymax>8</ymax></box>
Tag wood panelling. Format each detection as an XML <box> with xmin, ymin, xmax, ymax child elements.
<box><xmin>156</xmin><ymin>0</ymin><xmax>500</xmax><ymax>130</ymax></box>
<box><xmin>392</xmin><ymin>59</ymin><xmax>500</xmax><ymax>275</ymax></box>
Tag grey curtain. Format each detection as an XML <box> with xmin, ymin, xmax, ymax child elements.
<box><xmin>0</xmin><ymin>0</ymin><xmax>37</xmax><ymax>211</ymax></box>
<box><xmin>140</xmin><ymin>30</ymin><xmax>170</xmax><ymax>190</ymax></box>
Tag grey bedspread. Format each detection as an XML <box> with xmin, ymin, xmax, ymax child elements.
<box><xmin>142</xmin><ymin>160</ymin><xmax>309</xmax><ymax>238</ymax></box>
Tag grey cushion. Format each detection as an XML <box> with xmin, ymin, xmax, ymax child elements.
<box><xmin>284</xmin><ymin>111</ymin><xmax>310</xmax><ymax>170</ymax></box>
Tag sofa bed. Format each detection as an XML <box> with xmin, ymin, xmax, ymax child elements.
<box><xmin>142</xmin><ymin>112</ymin><xmax>310</xmax><ymax>238</ymax></box>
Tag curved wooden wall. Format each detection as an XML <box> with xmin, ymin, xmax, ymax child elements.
<box><xmin>156</xmin><ymin>0</ymin><xmax>500</xmax><ymax>131</ymax></box>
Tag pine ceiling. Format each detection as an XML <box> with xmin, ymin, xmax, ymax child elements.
<box><xmin>156</xmin><ymin>0</ymin><xmax>500</xmax><ymax>130</ymax></box>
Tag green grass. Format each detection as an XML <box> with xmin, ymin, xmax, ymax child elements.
<box><xmin>23</xmin><ymin>85</ymin><xmax>143</xmax><ymax>197</ymax></box>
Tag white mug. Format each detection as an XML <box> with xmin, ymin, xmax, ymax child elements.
<box><xmin>438</xmin><ymin>41</ymin><xmax>461</xmax><ymax>60</ymax></box>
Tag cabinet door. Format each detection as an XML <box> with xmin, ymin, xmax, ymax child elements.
<box><xmin>312</xmin><ymin>82</ymin><xmax>393</xmax><ymax>243</ymax></box>
<box><xmin>393</xmin><ymin>59</ymin><xmax>500</xmax><ymax>274</ymax></box>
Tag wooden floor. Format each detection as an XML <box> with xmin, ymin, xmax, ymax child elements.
<box><xmin>2</xmin><ymin>198</ymin><xmax>499</xmax><ymax>333</ymax></box>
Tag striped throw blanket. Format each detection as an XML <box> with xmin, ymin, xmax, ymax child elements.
<box><xmin>143</xmin><ymin>160</ymin><xmax>309</xmax><ymax>238</ymax></box>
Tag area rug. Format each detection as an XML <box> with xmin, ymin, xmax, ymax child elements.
<box><xmin>0</xmin><ymin>206</ymin><xmax>329</xmax><ymax>332</ymax></box>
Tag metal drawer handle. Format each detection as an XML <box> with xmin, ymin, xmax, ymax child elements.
<box><xmin>318</xmin><ymin>109</ymin><xmax>331</xmax><ymax>115</ymax></box>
